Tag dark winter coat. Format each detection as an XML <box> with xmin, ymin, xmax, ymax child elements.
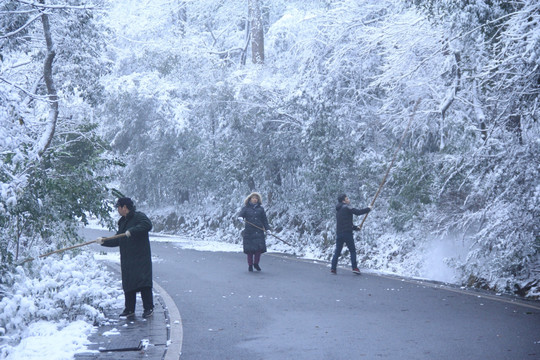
<box><xmin>336</xmin><ymin>202</ymin><xmax>370</xmax><ymax>234</ymax></box>
<box><xmin>238</xmin><ymin>203</ymin><xmax>270</xmax><ymax>254</ymax></box>
<box><xmin>102</xmin><ymin>210</ymin><xmax>153</xmax><ymax>292</ymax></box>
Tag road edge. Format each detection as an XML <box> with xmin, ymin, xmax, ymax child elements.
<box><xmin>154</xmin><ymin>281</ymin><xmax>183</xmax><ymax>360</ymax></box>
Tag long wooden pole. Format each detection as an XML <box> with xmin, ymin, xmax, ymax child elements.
<box><xmin>243</xmin><ymin>219</ymin><xmax>293</xmax><ymax>247</ymax></box>
<box><xmin>20</xmin><ymin>233</ymin><xmax>127</xmax><ymax>264</ymax></box>
<box><xmin>357</xmin><ymin>99</ymin><xmax>422</xmax><ymax>232</ymax></box>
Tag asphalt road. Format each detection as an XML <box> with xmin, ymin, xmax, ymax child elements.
<box><xmin>84</xmin><ymin>229</ymin><xmax>540</xmax><ymax>360</ymax></box>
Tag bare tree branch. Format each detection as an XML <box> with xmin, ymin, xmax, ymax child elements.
<box><xmin>14</xmin><ymin>0</ymin><xmax>95</xmax><ymax>10</ymax></box>
<box><xmin>0</xmin><ymin>76</ymin><xmax>49</xmax><ymax>101</ymax></box>
<box><xmin>0</xmin><ymin>13</ymin><xmax>41</xmax><ymax>39</ymax></box>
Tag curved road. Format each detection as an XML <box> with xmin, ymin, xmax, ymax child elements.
<box><xmin>86</xmin><ymin>229</ymin><xmax>540</xmax><ymax>359</ymax></box>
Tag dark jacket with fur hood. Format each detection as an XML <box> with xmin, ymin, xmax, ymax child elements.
<box><xmin>238</xmin><ymin>192</ymin><xmax>270</xmax><ymax>254</ymax></box>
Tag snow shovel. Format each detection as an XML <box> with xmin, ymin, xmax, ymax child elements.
<box><xmin>19</xmin><ymin>233</ymin><xmax>127</xmax><ymax>264</ymax></box>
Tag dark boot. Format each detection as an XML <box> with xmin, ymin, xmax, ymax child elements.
<box><xmin>119</xmin><ymin>309</ymin><xmax>135</xmax><ymax>318</ymax></box>
<box><xmin>253</xmin><ymin>264</ymin><xmax>261</xmax><ymax>271</ymax></box>
<box><xmin>142</xmin><ymin>308</ymin><xmax>154</xmax><ymax>318</ymax></box>
<box><xmin>248</xmin><ymin>265</ymin><xmax>253</xmax><ymax>272</ymax></box>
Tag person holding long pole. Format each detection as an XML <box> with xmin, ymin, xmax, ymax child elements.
<box><xmin>331</xmin><ymin>194</ymin><xmax>371</xmax><ymax>275</ymax></box>
<box><xmin>96</xmin><ymin>197</ymin><xmax>154</xmax><ymax>318</ymax></box>
<box><xmin>339</xmin><ymin>100</ymin><xmax>419</xmax><ymax>274</ymax></box>
<box><xmin>237</xmin><ymin>192</ymin><xmax>271</xmax><ymax>272</ymax></box>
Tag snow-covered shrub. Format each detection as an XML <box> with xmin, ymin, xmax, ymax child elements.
<box><xmin>0</xmin><ymin>252</ymin><xmax>122</xmax><ymax>344</ymax></box>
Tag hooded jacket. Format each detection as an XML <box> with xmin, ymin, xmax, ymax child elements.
<box><xmin>238</xmin><ymin>192</ymin><xmax>270</xmax><ymax>254</ymax></box>
<box><xmin>336</xmin><ymin>202</ymin><xmax>370</xmax><ymax>234</ymax></box>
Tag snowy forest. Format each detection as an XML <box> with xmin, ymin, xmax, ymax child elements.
<box><xmin>1</xmin><ymin>0</ymin><xmax>539</xmax><ymax>322</ymax></box>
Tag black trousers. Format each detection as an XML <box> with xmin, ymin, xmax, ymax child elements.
<box><xmin>124</xmin><ymin>286</ymin><xmax>153</xmax><ymax>312</ymax></box>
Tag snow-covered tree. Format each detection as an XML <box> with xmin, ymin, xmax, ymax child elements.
<box><xmin>93</xmin><ymin>0</ymin><xmax>539</xmax><ymax>296</ymax></box>
<box><xmin>0</xmin><ymin>0</ymin><xmax>117</xmax><ymax>265</ymax></box>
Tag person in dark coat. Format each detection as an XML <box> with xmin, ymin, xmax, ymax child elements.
<box><xmin>97</xmin><ymin>197</ymin><xmax>154</xmax><ymax>318</ymax></box>
<box><xmin>237</xmin><ymin>192</ymin><xmax>271</xmax><ymax>272</ymax></box>
<box><xmin>331</xmin><ymin>194</ymin><xmax>371</xmax><ymax>275</ymax></box>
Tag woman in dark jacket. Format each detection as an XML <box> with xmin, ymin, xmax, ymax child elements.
<box><xmin>237</xmin><ymin>192</ymin><xmax>270</xmax><ymax>272</ymax></box>
<box><xmin>98</xmin><ymin>197</ymin><xmax>154</xmax><ymax>318</ymax></box>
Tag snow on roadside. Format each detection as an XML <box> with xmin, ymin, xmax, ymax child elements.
<box><xmin>0</xmin><ymin>252</ymin><xmax>122</xmax><ymax>360</ymax></box>
<box><xmin>3</xmin><ymin>320</ymin><xmax>95</xmax><ymax>360</ymax></box>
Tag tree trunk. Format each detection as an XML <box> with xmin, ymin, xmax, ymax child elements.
<box><xmin>36</xmin><ymin>3</ymin><xmax>59</xmax><ymax>156</ymax></box>
<box><xmin>248</xmin><ymin>0</ymin><xmax>264</xmax><ymax>64</ymax></box>
<box><xmin>507</xmin><ymin>115</ymin><xmax>523</xmax><ymax>145</ymax></box>
<box><xmin>247</xmin><ymin>177</ymin><xmax>256</xmax><ymax>191</ymax></box>
<box><xmin>472</xmin><ymin>79</ymin><xmax>488</xmax><ymax>142</ymax></box>
<box><xmin>174</xmin><ymin>2</ymin><xmax>187</xmax><ymax>37</ymax></box>
<box><xmin>439</xmin><ymin>51</ymin><xmax>461</xmax><ymax>150</ymax></box>
<box><xmin>241</xmin><ymin>16</ymin><xmax>250</xmax><ymax>65</ymax></box>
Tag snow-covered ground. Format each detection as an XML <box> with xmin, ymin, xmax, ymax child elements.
<box><xmin>0</xmin><ymin>220</ymin><xmax>466</xmax><ymax>360</ymax></box>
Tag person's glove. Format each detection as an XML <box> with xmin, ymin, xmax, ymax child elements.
<box><xmin>125</xmin><ymin>230</ymin><xmax>131</xmax><ymax>238</ymax></box>
<box><xmin>266</xmin><ymin>229</ymin><xmax>272</xmax><ymax>234</ymax></box>
<box><xmin>368</xmin><ymin>205</ymin><xmax>372</xmax><ymax>211</ymax></box>
<box><xmin>237</xmin><ymin>217</ymin><xmax>244</xmax><ymax>223</ymax></box>
<box><xmin>352</xmin><ymin>225</ymin><xmax>360</xmax><ymax>231</ymax></box>
<box><xmin>95</xmin><ymin>237</ymin><xmax>105</xmax><ymax>244</ymax></box>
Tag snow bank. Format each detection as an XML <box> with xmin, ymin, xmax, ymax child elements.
<box><xmin>0</xmin><ymin>253</ymin><xmax>122</xmax><ymax>359</ymax></box>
